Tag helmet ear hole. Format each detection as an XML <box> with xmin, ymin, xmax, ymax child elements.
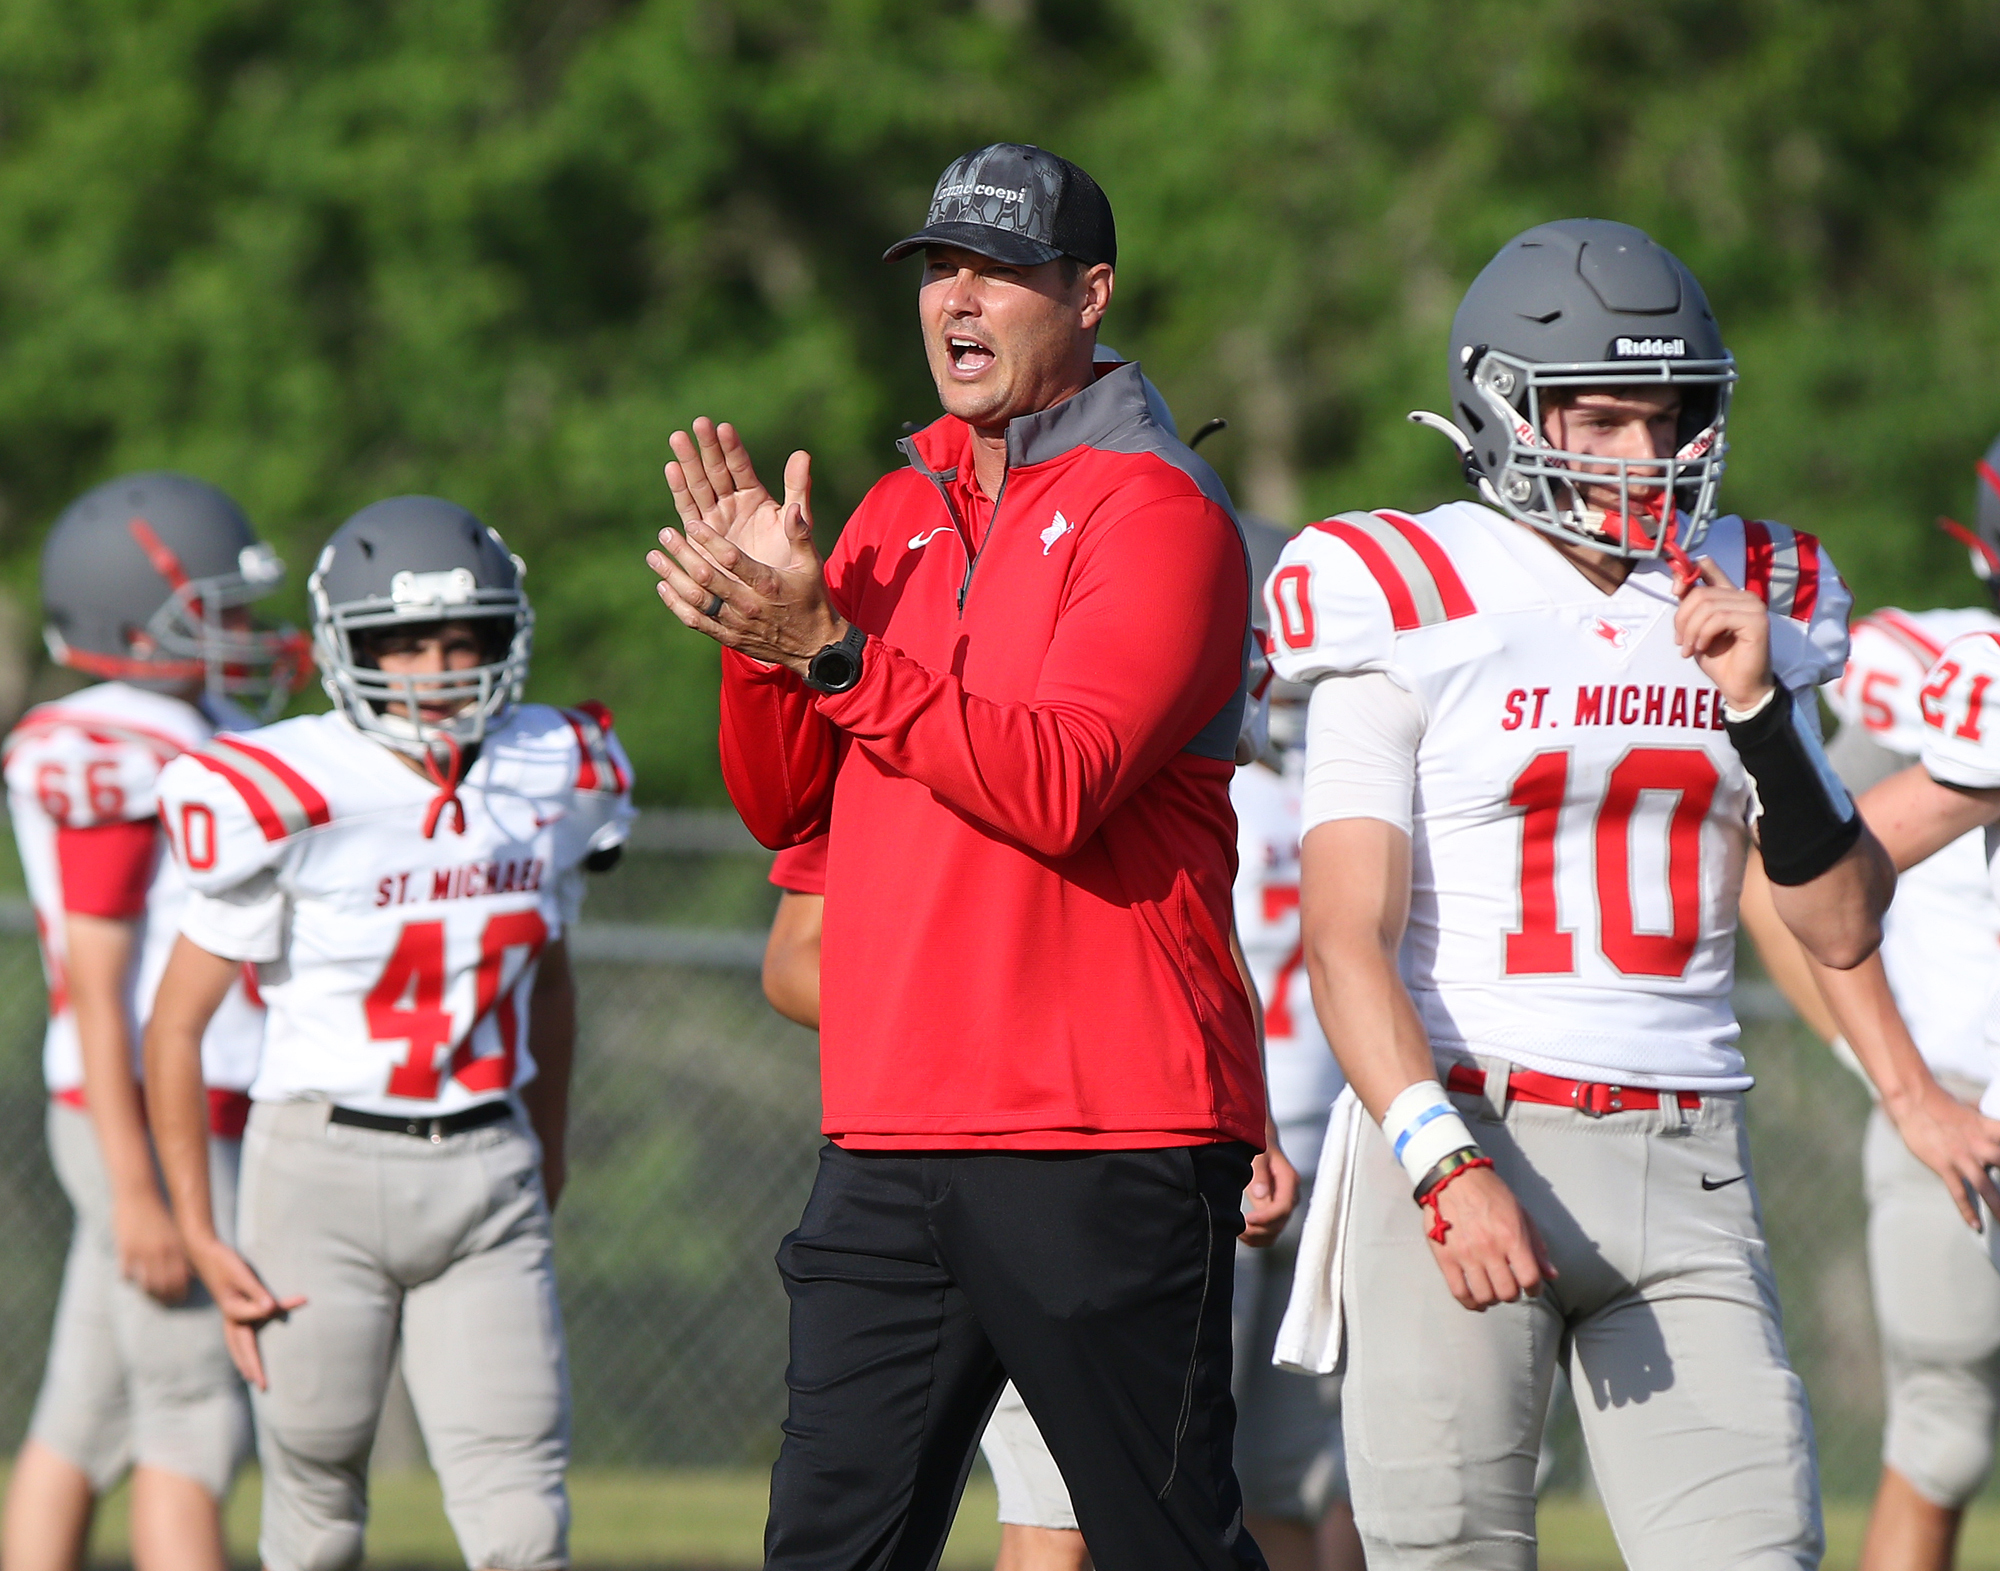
<box><xmin>1677</xmin><ymin>388</ymin><xmax>1720</xmax><ymax>446</ymax></box>
<box><xmin>1456</xmin><ymin>402</ymin><xmax>1485</xmax><ymax>435</ymax></box>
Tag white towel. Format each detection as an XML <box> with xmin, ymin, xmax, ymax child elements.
<box><xmin>1273</xmin><ymin>1084</ymin><xmax>1365</xmax><ymax>1374</ymax></box>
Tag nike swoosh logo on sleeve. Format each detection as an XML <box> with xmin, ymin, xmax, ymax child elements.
<box><xmin>1700</xmin><ymin>1173</ymin><xmax>1747</xmax><ymax>1191</ymax></box>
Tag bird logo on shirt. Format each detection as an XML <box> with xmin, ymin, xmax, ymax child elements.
<box><xmin>1592</xmin><ymin>617</ymin><xmax>1630</xmax><ymax>650</ymax></box>
<box><xmin>1041</xmin><ymin>512</ymin><xmax>1074</xmax><ymax>555</ymax></box>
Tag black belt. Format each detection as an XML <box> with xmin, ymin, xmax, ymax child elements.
<box><xmin>328</xmin><ymin>1100</ymin><xmax>514</xmax><ymax>1142</ymax></box>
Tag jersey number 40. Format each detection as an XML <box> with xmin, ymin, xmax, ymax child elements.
<box><xmin>368</xmin><ymin>912</ymin><xmax>549</xmax><ymax>1100</ymax></box>
<box><xmin>1506</xmin><ymin>746</ymin><xmax>1719</xmax><ymax>979</ymax></box>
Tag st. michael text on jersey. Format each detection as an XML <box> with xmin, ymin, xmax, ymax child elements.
<box><xmin>375</xmin><ymin>857</ymin><xmax>548</xmax><ymax>907</ymax></box>
<box><xmin>1503</xmin><ymin>685</ymin><xmax>1728</xmax><ymax>732</ymax></box>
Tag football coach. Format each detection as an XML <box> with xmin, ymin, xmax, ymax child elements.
<box><xmin>647</xmin><ymin>143</ymin><xmax>1267</xmax><ymax>1571</ymax></box>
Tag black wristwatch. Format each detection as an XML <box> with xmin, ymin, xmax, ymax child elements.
<box><xmin>803</xmin><ymin>622</ymin><xmax>868</xmax><ymax>694</ymax></box>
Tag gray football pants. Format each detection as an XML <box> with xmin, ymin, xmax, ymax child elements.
<box><xmin>28</xmin><ymin>1102</ymin><xmax>250</xmax><ymax>1497</ymax></box>
<box><xmin>1865</xmin><ymin>1102</ymin><xmax>2000</xmax><ymax>1506</ymax></box>
<box><xmin>238</xmin><ymin>1100</ymin><xmax>570</xmax><ymax>1571</ymax></box>
<box><xmin>1342</xmin><ymin>1076</ymin><xmax>1820</xmax><ymax>1570</ymax></box>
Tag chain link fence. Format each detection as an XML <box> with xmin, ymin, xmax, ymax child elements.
<box><xmin>0</xmin><ymin>820</ymin><xmax>1925</xmax><ymax>1499</ymax></box>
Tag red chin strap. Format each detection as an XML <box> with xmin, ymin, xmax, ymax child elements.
<box><xmin>420</xmin><ymin>733</ymin><xmax>468</xmax><ymax>838</ymax></box>
<box><xmin>57</xmin><ymin>645</ymin><xmax>205</xmax><ymax>683</ymax></box>
<box><xmin>1606</xmin><ymin>494</ymin><xmax>1699</xmax><ymax>586</ymax></box>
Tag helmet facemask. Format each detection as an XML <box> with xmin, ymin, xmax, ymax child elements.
<box><xmin>311</xmin><ymin>563</ymin><xmax>533</xmax><ymax>761</ymax></box>
<box><xmin>44</xmin><ymin>527</ymin><xmax>307</xmax><ymax>720</ymax></box>
<box><xmin>1459</xmin><ymin>346</ymin><xmax>1735</xmax><ymax>559</ymax></box>
<box><xmin>145</xmin><ymin>540</ymin><xmax>310</xmax><ymax>719</ymax></box>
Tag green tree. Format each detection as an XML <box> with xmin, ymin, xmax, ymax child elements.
<box><xmin>1</xmin><ymin>0</ymin><xmax>1999</xmax><ymax>799</ymax></box>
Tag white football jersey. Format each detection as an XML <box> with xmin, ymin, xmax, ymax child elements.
<box><xmin>3</xmin><ymin>682</ymin><xmax>264</xmax><ymax>1093</ymax></box>
<box><xmin>156</xmin><ymin>703</ymin><xmax>634</xmax><ymax>1117</ymax></box>
<box><xmin>1232</xmin><ymin>755</ymin><xmax>1345</xmax><ymax>1176</ymax></box>
<box><xmin>1826</xmin><ymin>608</ymin><xmax>2000</xmax><ymax>1085</ymax></box>
<box><xmin>1267</xmin><ymin>502</ymin><xmax>1851</xmax><ymax>1088</ymax></box>
<box><xmin>1912</xmin><ymin>629</ymin><xmax>2000</xmax><ymax>1102</ymax></box>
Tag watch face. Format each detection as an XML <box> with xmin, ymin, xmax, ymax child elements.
<box><xmin>808</xmin><ymin>647</ymin><xmax>859</xmax><ymax>693</ymax></box>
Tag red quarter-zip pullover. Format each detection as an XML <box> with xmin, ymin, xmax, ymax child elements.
<box><xmin>720</xmin><ymin>364</ymin><xmax>1262</xmax><ymax>1149</ymax></box>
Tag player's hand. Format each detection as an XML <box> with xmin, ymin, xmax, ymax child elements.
<box><xmin>113</xmin><ymin>1190</ymin><xmax>192</xmax><ymax>1304</ymax></box>
<box><xmin>1424</xmin><ymin>1166</ymin><xmax>1557</xmax><ymax>1311</ymax></box>
<box><xmin>1885</xmin><ymin>1081</ymin><xmax>2000</xmax><ymax>1230</ymax></box>
<box><xmin>1241</xmin><ymin>1142</ymin><xmax>1299</xmax><ymax>1247</ymax></box>
<box><xmin>1673</xmin><ymin>556</ymin><xmax>1774</xmax><ymax>714</ymax></box>
<box><xmin>186</xmin><ymin>1235</ymin><xmax>306</xmax><ymax>1391</ymax></box>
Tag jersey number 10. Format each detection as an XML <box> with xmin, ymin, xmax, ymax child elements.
<box><xmin>1506</xmin><ymin>746</ymin><xmax>1719</xmax><ymax>979</ymax></box>
<box><xmin>368</xmin><ymin>912</ymin><xmax>550</xmax><ymax>1100</ymax></box>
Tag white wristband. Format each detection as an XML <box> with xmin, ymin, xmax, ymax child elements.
<box><xmin>1722</xmin><ymin>685</ymin><xmax>1779</xmax><ymax>724</ymax></box>
<box><xmin>1382</xmin><ymin>1079</ymin><xmax>1477</xmax><ymax>1189</ymax></box>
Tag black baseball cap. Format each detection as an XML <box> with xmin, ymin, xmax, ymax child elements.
<box><xmin>883</xmin><ymin>143</ymin><xmax>1116</xmax><ymax>269</ymax></box>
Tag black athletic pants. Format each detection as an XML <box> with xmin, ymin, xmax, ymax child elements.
<box><xmin>764</xmin><ymin>1141</ymin><xmax>1268</xmax><ymax>1571</ymax></box>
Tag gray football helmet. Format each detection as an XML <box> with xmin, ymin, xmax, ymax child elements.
<box><xmin>1935</xmin><ymin>434</ymin><xmax>2000</xmax><ymax>603</ymax></box>
<box><xmin>40</xmin><ymin>471</ymin><xmax>303</xmax><ymax>717</ymax></box>
<box><xmin>308</xmin><ymin>496</ymin><xmax>533</xmax><ymax>757</ymax></box>
<box><xmin>1409</xmin><ymin>219</ymin><xmax>1737</xmax><ymax>558</ymax></box>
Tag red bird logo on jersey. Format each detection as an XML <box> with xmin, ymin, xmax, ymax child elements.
<box><xmin>1592</xmin><ymin>617</ymin><xmax>1630</xmax><ymax>650</ymax></box>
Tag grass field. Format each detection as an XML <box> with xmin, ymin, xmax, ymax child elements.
<box><xmin>50</xmin><ymin>1467</ymin><xmax>2000</xmax><ymax>1568</ymax></box>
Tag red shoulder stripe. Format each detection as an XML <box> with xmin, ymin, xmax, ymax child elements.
<box><xmin>211</xmin><ymin>737</ymin><xmax>331</xmax><ymax>827</ymax></box>
<box><xmin>1373</xmin><ymin>511</ymin><xmax>1476</xmax><ymax>620</ymax></box>
<box><xmin>1313</xmin><ymin>521</ymin><xmax>1420</xmax><ymax>631</ymax></box>
<box><xmin>565</xmin><ymin>712</ymin><xmax>600</xmax><ymax>792</ymax></box>
<box><xmin>188</xmin><ymin>751</ymin><xmax>290</xmax><ymax>842</ymax></box>
<box><xmin>1867</xmin><ymin>609</ymin><xmax>1947</xmax><ymax>663</ymax></box>
<box><xmin>1790</xmin><ymin>529</ymin><xmax>1822</xmax><ymax>621</ymax></box>
<box><xmin>562</xmin><ymin>706</ymin><xmax>628</xmax><ymax>794</ymax></box>
<box><xmin>1</xmin><ymin>711</ymin><xmax>189</xmax><ymax>765</ymax></box>
<box><xmin>1741</xmin><ymin>519</ymin><xmax>1774</xmax><ymax>604</ymax></box>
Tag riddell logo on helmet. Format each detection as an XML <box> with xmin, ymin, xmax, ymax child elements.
<box><xmin>1609</xmin><ymin>336</ymin><xmax>1687</xmax><ymax>359</ymax></box>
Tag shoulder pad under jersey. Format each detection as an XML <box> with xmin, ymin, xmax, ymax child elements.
<box><xmin>2</xmin><ymin>705</ymin><xmax>188</xmax><ymax>828</ymax></box>
<box><xmin>559</xmin><ymin>701</ymin><xmax>636</xmax><ymax>856</ymax></box>
<box><xmin>1264</xmin><ymin>508</ymin><xmax>1478</xmax><ymax>684</ymax></box>
<box><xmin>1696</xmin><ymin>515</ymin><xmax>1851</xmax><ymax>691</ymax></box>
<box><xmin>496</xmin><ymin>701</ymin><xmax>638</xmax><ymax>860</ymax></box>
<box><xmin>158</xmin><ymin>728</ymin><xmax>332</xmax><ymax>892</ymax></box>
<box><xmin>557</xmin><ymin>701</ymin><xmax>634</xmax><ymax>796</ymax></box>
<box><xmin>1919</xmin><ymin>630</ymin><xmax>2000</xmax><ymax>790</ymax></box>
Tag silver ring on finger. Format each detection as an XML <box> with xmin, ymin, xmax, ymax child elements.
<box><xmin>702</xmin><ymin>592</ymin><xmax>726</xmax><ymax>621</ymax></box>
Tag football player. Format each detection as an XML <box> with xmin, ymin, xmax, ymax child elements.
<box><xmin>1</xmin><ymin>473</ymin><xmax>299</xmax><ymax>1571</ymax></box>
<box><xmin>1268</xmin><ymin>219</ymin><xmax>1905</xmax><ymax>1569</ymax></box>
<box><xmin>141</xmin><ymin>498</ymin><xmax>633</xmax><ymax>1571</ymax></box>
<box><xmin>1785</xmin><ymin>439</ymin><xmax>2000</xmax><ymax>1571</ymax></box>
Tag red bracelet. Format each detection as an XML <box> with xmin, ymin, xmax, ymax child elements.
<box><xmin>1418</xmin><ymin>1155</ymin><xmax>1495</xmax><ymax>1244</ymax></box>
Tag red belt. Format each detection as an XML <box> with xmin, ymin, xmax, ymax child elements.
<box><xmin>52</xmin><ymin>1086</ymin><xmax>253</xmax><ymax>1141</ymax></box>
<box><xmin>1444</xmin><ymin>1063</ymin><xmax>1701</xmax><ymax>1117</ymax></box>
